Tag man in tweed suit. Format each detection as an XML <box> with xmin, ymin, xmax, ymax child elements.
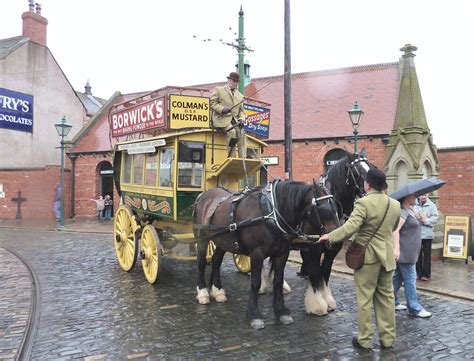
<box><xmin>320</xmin><ymin>168</ymin><xmax>401</xmax><ymax>350</ymax></box>
<box><xmin>210</xmin><ymin>72</ymin><xmax>247</xmax><ymax>158</ymax></box>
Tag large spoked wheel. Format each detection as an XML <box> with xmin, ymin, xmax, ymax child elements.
<box><xmin>114</xmin><ymin>205</ymin><xmax>141</xmax><ymax>272</ymax></box>
<box><xmin>140</xmin><ymin>225</ymin><xmax>162</xmax><ymax>284</ymax></box>
<box><xmin>206</xmin><ymin>241</ymin><xmax>216</xmax><ymax>264</ymax></box>
<box><xmin>233</xmin><ymin>254</ymin><xmax>251</xmax><ymax>274</ymax></box>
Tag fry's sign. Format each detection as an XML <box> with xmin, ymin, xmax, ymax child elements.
<box><xmin>110</xmin><ymin>97</ymin><xmax>165</xmax><ymax>137</ymax></box>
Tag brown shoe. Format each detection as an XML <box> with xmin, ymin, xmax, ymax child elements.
<box><xmin>421</xmin><ymin>276</ymin><xmax>430</xmax><ymax>281</ymax></box>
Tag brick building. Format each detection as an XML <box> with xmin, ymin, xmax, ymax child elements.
<box><xmin>0</xmin><ymin>3</ymin><xmax>104</xmax><ymax>220</ymax></box>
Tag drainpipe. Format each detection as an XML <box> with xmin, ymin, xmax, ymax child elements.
<box><xmin>69</xmin><ymin>153</ymin><xmax>77</xmax><ymax>218</ymax></box>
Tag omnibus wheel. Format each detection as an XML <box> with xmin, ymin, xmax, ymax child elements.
<box><xmin>233</xmin><ymin>254</ymin><xmax>251</xmax><ymax>274</ymax></box>
<box><xmin>114</xmin><ymin>205</ymin><xmax>141</xmax><ymax>271</ymax></box>
<box><xmin>140</xmin><ymin>225</ymin><xmax>162</xmax><ymax>284</ymax></box>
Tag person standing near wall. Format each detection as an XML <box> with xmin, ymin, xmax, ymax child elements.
<box><xmin>90</xmin><ymin>196</ymin><xmax>105</xmax><ymax>221</ymax></box>
<box><xmin>414</xmin><ymin>194</ymin><xmax>439</xmax><ymax>281</ymax></box>
<box><xmin>53</xmin><ymin>183</ymin><xmax>61</xmax><ymax>221</ymax></box>
<box><xmin>103</xmin><ymin>195</ymin><xmax>113</xmax><ymax>221</ymax></box>
<box><xmin>393</xmin><ymin>193</ymin><xmax>432</xmax><ymax>318</ymax></box>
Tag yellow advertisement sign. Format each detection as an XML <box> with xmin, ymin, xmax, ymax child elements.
<box><xmin>443</xmin><ymin>215</ymin><xmax>471</xmax><ymax>260</ymax></box>
<box><xmin>169</xmin><ymin>95</ymin><xmax>210</xmax><ymax>129</ymax></box>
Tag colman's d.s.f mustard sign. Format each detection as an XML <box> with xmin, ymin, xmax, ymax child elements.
<box><xmin>169</xmin><ymin>95</ymin><xmax>210</xmax><ymax>129</ymax></box>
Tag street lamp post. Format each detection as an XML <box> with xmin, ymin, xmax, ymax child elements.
<box><xmin>347</xmin><ymin>102</ymin><xmax>364</xmax><ymax>154</ymax></box>
<box><xmin>54</xmin><ymin>116</ymin><xmax>72</xmax><ymax>230</ymax></box>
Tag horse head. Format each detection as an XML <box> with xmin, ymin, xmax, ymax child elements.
<box><xmin>300</xmin><ymin>180</ymin><xmax>341</xmax><ymax>236</ymax></box>
<box><xmin>346</xmin><ymin>148</ymin><xmax>375</xmax><ymax>198</ymax></box>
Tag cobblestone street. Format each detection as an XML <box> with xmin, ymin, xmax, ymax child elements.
<box><xmin>1</xmin><ymin>228</ymin><xmax>474</xmax><ymax>360</ymax></box>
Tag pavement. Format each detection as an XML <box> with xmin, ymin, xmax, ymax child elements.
<box><xmin>1</xmin><ymin>217</ymin><xmax>473</xmax><ymax>303</ymax></box>
<box><xmin>1</xmin><ymin>218</ymin><xmax>473</xmax><ymax>359</ymax></box>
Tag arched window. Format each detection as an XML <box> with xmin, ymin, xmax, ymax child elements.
<box><xmin>324</xmin><ymin>148</ymin><xmax>347</xmax><ymax>172</ymax></box>
<box><xmin>422</xmin><ymin>161</ymin><xmax>433</xmax><ymax>179</ymax></box>
<box><xmin>394</xmin><ymin>160</ymin><xmax>409</xmax><ymax>189</ymax></box>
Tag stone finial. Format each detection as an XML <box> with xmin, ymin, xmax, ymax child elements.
<box><xmin>35</xmin><ymin>2</ymin><xmax>42</xmax><ymax>15</ymax></box>
<box><xmin>85</xmin><ymin>81</ymin><xmax>92</xmax><ymax>95</ymax></box>
<box><xmin>28</xmin><ymin>0</ymin><xmax>35</xmax><ymax>12</ymax></box>
<box><xmin>400</xmin><ymin>43</ymin><xmax>417</xmax><ymax>58</ymax></box>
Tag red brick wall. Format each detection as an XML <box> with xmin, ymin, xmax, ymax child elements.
<box><xmin>0</xmin><ymin>165</ymin><xmax>70</xmax><ymax>219</ymax></box>
<box><xmin>438</xmin><ymin>147</ymin><xmax>474</xmax><ymax>219</ymax></box>
<box><xmin>73</xmin><ymin>154</ymin><xmax>119</xmax><ymax>219</ymax></box>
<box><xmin>264</xmin><ymin>137</ymin><xmax>387</xmax><ymax>182</ymax></box>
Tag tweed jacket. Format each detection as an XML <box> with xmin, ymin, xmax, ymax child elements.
<box><xmin>210</xmin><ymin>85</ymin><xmax>246</xmax><ymax>128</ymax></box>
<box><xmin>328</xmin><ymin>191</ymin><xmax>401</xmax><ymax>271</ymax></box>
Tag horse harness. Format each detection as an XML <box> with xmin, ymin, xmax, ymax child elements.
<box><xmin>347</xmin><ymin>156</ymin><xmax>370</xmax><ymax>198</ymax></box>
<box><xmin>193</xmin><ymin>179</ymin><xmax>335</xmax><ymax>250</ymax></box>
<box><xmin>316</xmin><ymin>156</ymin><xmax>370</xmax><ymax>223</ymax></box>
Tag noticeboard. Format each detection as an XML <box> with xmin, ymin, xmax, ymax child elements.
<box><xmin>443</xmin><ymin>215</ymin><xmax>471</xmax><ymax>261</ymax></box>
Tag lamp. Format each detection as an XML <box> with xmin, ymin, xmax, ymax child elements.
<box><xmin>54</xmin><ymin>116</ymin><xmax>72</xmax><ymax>230</ymax></box>
<box><xmin>347</xmin><ymin>102</ymin><xmax>364</xmax><ymax>153</ymax></box>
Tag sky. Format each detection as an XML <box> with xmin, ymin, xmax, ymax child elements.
<box><xmin>2</xmin><ymin>0</ymin><xmax>473</xmax><ymax>148</ymax></box>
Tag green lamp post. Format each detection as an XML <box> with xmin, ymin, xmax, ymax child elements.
<box><xmin>54</xmin><ymin>116</ymin><xmax>73</xmax><ymax>230</ymax></box>
<box><xmin>348</xmin><ymin>102</ymin><xmax>364</xmax><ymax>154</ymax></box>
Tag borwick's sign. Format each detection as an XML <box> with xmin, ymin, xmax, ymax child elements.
<box><xmin>110</xmin><ymin>97</ymin><xmax>165</xmax><ymax>137</ymax></box>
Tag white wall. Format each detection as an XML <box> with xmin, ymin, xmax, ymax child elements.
<box><xmin>0</xmin><ymin>41</ymin><xmax>86</xmax><ymax>168</ymax></box>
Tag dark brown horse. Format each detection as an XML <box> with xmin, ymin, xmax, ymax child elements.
<box><xmin>301</xmin><ymin>150</ymin><xmax>375</xmax><ymax>315</ymax></box>
<box><xmin>193</xmin><ymin>179</ymin><xmax>340</xmax><ymax>329</ymax></box>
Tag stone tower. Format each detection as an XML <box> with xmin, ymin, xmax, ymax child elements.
<box><xmin>384</xmin><ymin>44</ymin><xmax>440</xmax><ymax>195</ymax></box>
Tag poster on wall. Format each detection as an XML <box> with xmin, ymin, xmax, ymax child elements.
<box><xmin>0</xmin><ymin>88</ymin><xmax>34</xmax><ymax>133</ymax></box>
<box><xmin>443</xmin><ymin>215</ymin><xmax>471</xmax><ymax>262</ymax></box>
<box><xmin>243</xmin><ymin>104</ymin><xmax>270</xmax><ymax>138</ymax></box>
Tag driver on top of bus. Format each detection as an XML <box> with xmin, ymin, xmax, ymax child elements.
<box><xmin>210</xmin><ymin>71</ymin><xmax>247</xmax><ymax>158</ymax></box>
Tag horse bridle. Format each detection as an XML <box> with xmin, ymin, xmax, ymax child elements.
<box><xmin>295</xmin><ymin>183</ymin><xmax>340</xmax><ymax>240</ymax></box>
<box><xmin>265</xmin><ymin>180</ymin><xmax>338</xmax><ymax>241</ymax></box>
<box><xmin>347</xmin><ymin>156</ymin><xmax>371</xmax><ymax>198</ymax></box>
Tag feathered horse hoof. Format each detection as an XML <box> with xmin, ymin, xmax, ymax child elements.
<box><xmin>251</xmin><ymin>319</ymin><xmax>265</xmax><ymax>330</ymax></box>
<box><xmin>279</xmin><ymin>314</ymin><xmax>294</xmax><ymax>325</ymax></box>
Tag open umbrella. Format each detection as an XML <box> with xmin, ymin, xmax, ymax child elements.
<box><xmin>390</xmin><ymin>178</ymin><xmax>446</xmax><ymax>200</ymax></box>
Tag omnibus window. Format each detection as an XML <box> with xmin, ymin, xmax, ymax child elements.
<box><xmin>145</xmin><ymin>153</ymin><xmax>158</xmax><ymax>187</ymax></box>
<box><xmin>178</xmin><ymin>141</ymin><xmax>204</xmax><ymax>188</ymax></box>
<box><xmin>133</xmin><ymin>154</ymin><xmax>145</xmax><ymax>185</ymax></box>
<box><xmin>160</xmin><ymin>148</ymin><xmax>174</xmax><ymax>187</ymax></box>
<box><xmin>122</xmin><ymin>152</ymin><xmax>132</xmax><ymax>184</ymax></box>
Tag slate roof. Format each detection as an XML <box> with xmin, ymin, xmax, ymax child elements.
<box><xmin>201</xmin><ymin>62</ymin><xmax>400</xmax><ymax>142</ymax></box>
<box><xmin>76</xmin><ymin>91</ymin><xmax>107</xmax><ymax>117</ymax></box>
<box><xmin>71</xmin><ymin>62</ymin><xmax>401</xmax><ymax>152</ymax></box>
<box><xmin>0</xmin><ymin>36</ymin><xmax>29</xmax><ymax>59</ymax></box>
<box><xmin>70</xmin><ymin>91</ymin><xmax>149</xmax><ymax>153</ymax></box>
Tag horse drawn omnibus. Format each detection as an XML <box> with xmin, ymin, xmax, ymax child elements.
<box><xmin>111</xmin><ymin>86</ymin><xmax>271</xmax><ymax>284</ymax></box>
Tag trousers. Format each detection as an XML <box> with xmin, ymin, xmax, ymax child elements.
<box><xmin>354</xmin><ymin>262</ymin><xmax>396</xmax><ymax>348</ymax></box>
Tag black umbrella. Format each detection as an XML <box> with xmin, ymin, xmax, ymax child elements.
<box><xmin>390</xmin><ymin>178</ymin><xmax>446</xmax><ymax>201</ymax></box>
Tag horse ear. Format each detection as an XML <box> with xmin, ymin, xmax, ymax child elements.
<box><xmin>360</xmin><ymin>147</ymin><xmax>368</xmax><ymax>158</ymax></box>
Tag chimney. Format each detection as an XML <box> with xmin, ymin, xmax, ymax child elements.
<box><xmin>22</xmin><ymin>1</ymin><xmax>48</xmax><ymax>46</ymax></box>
